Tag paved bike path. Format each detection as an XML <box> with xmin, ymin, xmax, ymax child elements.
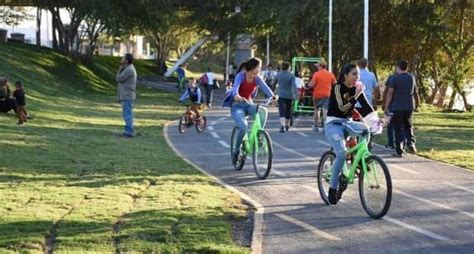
<box><xmin>158</xmin><ymin>84</ymin><xmax>474</xmax><ymax>253</ymax></box>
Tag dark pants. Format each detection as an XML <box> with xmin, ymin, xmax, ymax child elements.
<box><xmin>392</xmin><ymin>110</ymin><xmax>415</xmax><ymax>155</ymax></box>
<box><xmin>387</xmin><ymin>121</ymin><xmax>406</xmax><ymax>147</ymax></box>
<box><xmin>278</xmin><ymin>98</ymin><xmax>293</xmax><ymax>119</ymax></box>
<box><xmin>205</xmin><ymin>85</ymin><xmax>214</xmax><ymax>105</ymax></box>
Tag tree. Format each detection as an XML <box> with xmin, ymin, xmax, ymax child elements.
<box><xmin>0</xmin><ymin>6</ymin><xmax>33</xmax><ymax>27</ymax></box>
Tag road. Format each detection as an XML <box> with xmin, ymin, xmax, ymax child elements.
<box><xmin>160</xmin><ymin>84</ymin><xmax>474</xmax><ymax>253</ymax></box>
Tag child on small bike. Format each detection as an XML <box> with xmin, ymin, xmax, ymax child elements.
<box><xmin>325</xmin><ymin>63</ymin><xmax>381</xmax><ymax>205</ymax></box>
<box><xmin>178</xmin><ymin>78</ymin><xmax>202</xmax><ymax>118</ymax></box>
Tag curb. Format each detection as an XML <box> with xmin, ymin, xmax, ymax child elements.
<box><xmin>163</xmin><ymin>122</ymin><xmax>264</xmax><ymax>254</ymax></box>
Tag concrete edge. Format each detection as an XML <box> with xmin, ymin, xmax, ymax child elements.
<box><xmin>163</xmin><ymin>121</ymin><xmax>264</xmax><ymax>254</ymax></box>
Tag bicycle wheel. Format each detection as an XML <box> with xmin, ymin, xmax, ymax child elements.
<box><xmin>358</xmin><ymin>155</ymin><xmax>392</xmax><ymax>219</ymax></box>
<box><xmin>252</xmin><ymin>130</ymin><xmax>273</xmax><ymax>179</ymax></box>
<box><xmin>195</xmin><ymin>116</ymin><xmax>207</xmax><ymax>132</ymax></box>
<box><xmin>230</xmin><ymin>127</ymin><xmax>245</xmax><ymax>171</ymax></box>
<box><xmin>317</xmin><ymin>150</ymin><xmax>336</xmax><ymax>205</ymax></box>
<box><xmin>178</xmin><ymin>114</ymin><xmax>188</xmax><ymax>133</ymax></box>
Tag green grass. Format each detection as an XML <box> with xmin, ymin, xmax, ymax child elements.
<box><xmin>0</xmin><ymin>43</ymin><xmax>249</xmax><ymax>253</ymax></box>
<box><xmin>374</xmin><ymin>105</ymin><xmax>474</xmax><ymax>170</ymax></box>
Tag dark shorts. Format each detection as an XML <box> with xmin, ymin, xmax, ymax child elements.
<box><xmin>313</xmin><ymin>97</ymin><xmax>329</xmax><ymax>109</ymax></box>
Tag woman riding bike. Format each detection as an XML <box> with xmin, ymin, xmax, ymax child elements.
<box><xmin>324</xmin><ymin>63</ymin><xmax>380</xmax><ymax>205</ymax></box>
<box><xmin>222</xmin><ymin>58</ymin><xmax>274</xmax><ymax>164</ymax></box>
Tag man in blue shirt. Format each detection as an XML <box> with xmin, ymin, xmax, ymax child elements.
<box><xmin>176</xmin><ymin>65</ymin><xmax>186</xmax><ymax>91</ymax></box>
<box><xmin>357</xmin><ymin>58</ymin><xmax>379</xmax><ymax>109</ymax></box>
<box><xmin>384</xmin><ymin>60</ymin><xmax>420</xmax><ymax>157</ymax></box>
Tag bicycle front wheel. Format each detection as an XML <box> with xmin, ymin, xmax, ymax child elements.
<box><xmin>252</xmin><ymin>130</ymin><xmax>273</xmax><ymax>179</ymax></box>
<box><xmin>230</xmin><ymin>127</ymin><xmax>245</xmax><ymax>171</ymax></box>
<box><xmin>195</xmin><ymin>116</ymin><xmax>207</xmax><ymax>132</ymax></box>
<box><xmin>359</xmin><ymin>155</ymin><xmax>392</xmax><ymax>219</ymax></box>
<box><xmin>317</xmin><ymin>151</ymin><xmax>335</xmax><ymax>205</ymax></box>
<box><xmin>178</xmin><ymin>114</ymin><xmax>188</xmax><ymax>134</ymax></box>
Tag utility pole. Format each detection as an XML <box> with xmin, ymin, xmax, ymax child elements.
<box><xmin>328</xmin><ymin>0</ymin><xmax>333</xmax><ymax>72</ymax></box>
<box><xmin>364</xmin><ymin>0</ymin><xmax>369</xmax><ymax>59</ymax></box>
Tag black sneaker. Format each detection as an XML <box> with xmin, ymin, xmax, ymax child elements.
<box><xmin>385</xmin><ymin>144</ymin><xmax>394</xmax><ymax>150</ymax></box>
<box><xmin>328</xmin><ymin>187</ymin><xmax>338</xmax><ymax>205</ymax></box>
<box><xmin>279</xmin><ymin>126</ymin><xmax>285</xmax><ymax>133</ymax></box>
<box><xmin>407</xmin><ymin>145</ymin><xmax>417</xmax><ymax>155</ymax></box>
<box><xmin>285</xmin><ymin>125</ymin><xmax>290</xmax><ymax>132</ymax></box>
<box><xmin>337</xmin><ymin>175</ymin><xmax>348</xmax><ymax>200</ymax></box>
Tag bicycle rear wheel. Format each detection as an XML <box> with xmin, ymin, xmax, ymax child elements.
<box><xmin>230</xmin><ymin>127</ymin><xmax>245</xmax><ymax>170</ymax></box>
<box><xmin>195</xmin><ymin>116</ymin><xmax>207</xmax><ymax>132</ymax></box>
<box><xmin>252</xmin><ymin>130</ymin><xmax>273</xmax><ymax>179</ymax></box>
<box><xmin>359</xmin><ymin>155</ymin><xmax>392</xmax><ymax>219</ymax></box>
<box><xmin>317</xmin><ymin>151</ymin><xmax>336</xmax><ymax>205</ymax></box>
<box><xmin>178</xmin><ymin>114</ymin><xmax>188</xmax><ymax>134</ymax></box>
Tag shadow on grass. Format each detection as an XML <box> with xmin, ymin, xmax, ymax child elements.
<box><xmin>115</xmin><ymin>209</ymin><xmax>247</xmax><ymax>253</ymax></box>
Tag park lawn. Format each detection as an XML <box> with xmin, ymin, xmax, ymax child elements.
<box><xmin>374</xmin><ymin>105</ymin><xmax>474</xmax><ymax>170</ymax></box>
<box><xmin>0</xmin><ymin>43</ymin><xmax>249</xmax><ymax>253</ymax></box>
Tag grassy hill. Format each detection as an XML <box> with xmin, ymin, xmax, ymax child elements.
<box><xmin>0</xmin><ymin>42</ymin><xmax>249</xmax><ymax>253</ymax></box>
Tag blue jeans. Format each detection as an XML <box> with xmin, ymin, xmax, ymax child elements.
<box><xmin>231</xmin><ymin>102</ymin><xmax>268</xmax><ymax>154</ymax></box>
<box><xmin>121</xmin><ymin>100</ymin><xmax>134</xmax><ymax>135</ymax></box>
<box><xmin>325</xmin><ymin>120</ymin><xmax>368</xmax><ymax>189</ymax></box>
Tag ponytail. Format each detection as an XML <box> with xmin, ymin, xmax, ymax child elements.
<box><xmin>236</xmin><ymin>57</ymin><xmax>262</xmax><ymax>74</ymax></box>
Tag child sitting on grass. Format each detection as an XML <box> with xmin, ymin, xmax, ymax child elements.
<box><xmin>178</xmin><ymin>78</ymin><xmax>203</xmax><ymax>118</ymax></box>
<box><xmin>13</xmin><ymin>81</ymin><xmax>27</xmax><ymax>125</ymax></box>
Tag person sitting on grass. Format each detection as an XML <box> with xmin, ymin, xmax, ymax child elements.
<box><xmin>13</xmin><ymin>81</ymin><xmax>27</xmax><ymax>125</ymax></box>
<box><xmin>0</xmin><ymin>76</ymin><xmax>17</xmax><ymax>114</ymax></box>
<box><xmin>178</xmin><ymin>78</ymin><xmax>203</xmax><ymax>119</ymax></box>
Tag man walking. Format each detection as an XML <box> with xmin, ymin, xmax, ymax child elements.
<box><xmin>384</xmin><ymin>60</ymin><xmax>420</xmax><ymax>157</ymax></box>
<box><xmin>117</xmin><ymin>53</ymin><xmax>137</xmax><ymax>138</ymax></box>
<box><xmin>356</xmin><ymin>57</ymin><xmax>379</xmax><ymax>109</ymax></box>
<box><xmin>309</xmin><ymin>60</ymin><xmax>336</xmax><ymax>131</ymax></box>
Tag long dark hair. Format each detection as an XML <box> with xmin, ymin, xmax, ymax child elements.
<box><xmin>236</xmin><ymin>57</ymin><xmax>261</xmax><ymax>74</ymax></box>
<box><xmin>337</xmin><ymin>63</ymin><xmax>357</xmax><ymax>84</ymax></box>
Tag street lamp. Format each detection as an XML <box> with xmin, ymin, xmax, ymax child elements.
<box><xmin>226</xmin><ymin>5</ymin><xmax>241</xmax><ymax>82</ymax></box>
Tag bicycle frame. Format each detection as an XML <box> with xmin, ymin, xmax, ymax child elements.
<box><xmin>242</xmin><ymin>106</ymin><xmax>268</xmax><ymax>154</ymax></box>
<box><xmin>342</xmin><ymin>135</ymin><xmax>379</xmax><ymax>185</ymax></box>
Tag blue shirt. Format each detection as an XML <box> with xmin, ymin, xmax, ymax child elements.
<box><xmin>357</xmin><ymin>68</ymin><xmax>378</xmax><ymax>107</ymax></box>
<box><xmin>179</xmin><ymin>87</ymin><xmax>201</xmax><ymax>104</ymax></box>
<box><xmin>177</xmin><ymin>67</ymin><xmax>185</xmax><ymax>79</ymax></box>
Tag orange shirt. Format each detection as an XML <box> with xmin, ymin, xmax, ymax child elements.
<box><xmin>311</xmin><ymin>69</ymin><xmax>336</xmax><ymax>98</ymax></box>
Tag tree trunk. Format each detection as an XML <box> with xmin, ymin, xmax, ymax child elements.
<box><xmin>436</xmin><ymin>85</ymin><xmax>448</xmax><ymax>108</ymax></box>
<box><xmin>429</xmin><ymin>81</ymin><xmax>442</xmax><ymax>104</ymax></box>
<box><xmin>453</xmin><ymin>81</ymin><xmax>471</xmax><ymax>112</ymax></box>
<box><xmin>36</xmin><ymin>7</ymin><xmax>41</xmax><ymax>47</ymax></box>
<box><xmin>448</xmin><ymin>89</ymin><xmax>457</xmax><ymax>110</ymax></box>
<box><xmin>52</xmin><ymin>12</ymin><xmax>58</xmax><ymax>50</ymax></box>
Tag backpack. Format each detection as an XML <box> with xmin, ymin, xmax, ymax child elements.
<box><xmin>199</xmin><ymin>74</ymin><xmax>208</xmax><ymax>85</ymax></box>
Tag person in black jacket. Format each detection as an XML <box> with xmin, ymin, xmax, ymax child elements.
<box><xmin>324</xmin><ymin>63</ymin><xmax>379</xmax><ymax>205</ymax></box>
<box><xmin>13</xmin><ymin>81</ymin><xmax>27</xmax><ymax>125</ymax></box>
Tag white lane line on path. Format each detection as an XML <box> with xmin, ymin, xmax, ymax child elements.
<box><xmin>208</xmin><ymin>126</ymin><xmax>215</xmax><ymax>131</ymax></box>
<box><xmin>388</xmin><ymin>164</ymin><xmax>420</xmax><ymax>175</ymax></box>
<box><xmin>383</xmin><ymin>216</ymin><xmax>450</xmax><ymax>241</ymax></box>
<box><xmin>272</xmin><ymin>141</ymin><xmax>317</xmax><ymax>161</ymax></box>
<box><xmin>297</xmin><ymin>132</ymin><xmax>309</xmax><ymax>137</ymax></box>
<box><xmin>210</xmin><ymin>132</ymin><xmax>220</xmax><ymax>139</ymax></box>
<box><xmin>443</xmin><ymin>182</ymin><xmax>474</xmax><ymax>194</ymax></box>
<box><xmin>339</xmin><ymin>197</ymin><xmax>451</xmax><ymax>241</ymax></box>
<box><xmin>317</xmin><ymin>140</ymin><xmax>330</xmax><ymax>146</ymax></box>
<box><xmin>275</xmin><ymin>214</ymin><xmax>341</xmax><ymax>241</ymax></box>
<box><xmin>272</xmin><ymin>169</ymin><xmax>287</xmax><ymax>177</ymax></box>
<box><xmin>395</xmin><ymin>189</ymin><xmax>474</xmax><ymax>219</ymax></box>
<box><xmin>218</xmin><ymin>140</ymin><xmax>230</xmax><ymax>148</ymax></box>
<box><xmin>210</xmin><ymin>121</ymin><xmax>217</xmax><ymax>126</ymax></box>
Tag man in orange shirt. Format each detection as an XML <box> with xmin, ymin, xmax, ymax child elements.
<box><xmin>309</xmin><ymin>60</ymin><xmax>336</xmax><ymax>131</ymax></box>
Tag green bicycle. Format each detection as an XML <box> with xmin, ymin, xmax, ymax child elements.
<box><xmin>230</xmin><ymin>99</ymin><xmax>273</xmax><ymax>180</ymax></box>
<box><xmin>317</xmin><ymin>123</ymin><xmax>392</xmax><ymax>219</ymax></box>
